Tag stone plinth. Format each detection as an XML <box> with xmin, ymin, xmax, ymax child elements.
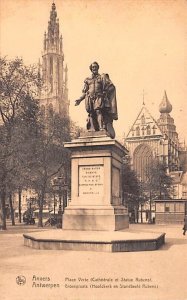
<box><xmin>63</xmin><ymin>132</ymin><xmax>129</xmax><ymax>231</ymax></box>
<box><xmin>23</xmin><ymin>230</ymin><xmax>165</xmax><ymax>252</ymax></box>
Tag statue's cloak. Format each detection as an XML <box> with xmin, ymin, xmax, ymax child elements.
<box><xmin>101</xmin><ymin>73</ymin><xmax>118</xmax><ymax>120</ymax></box>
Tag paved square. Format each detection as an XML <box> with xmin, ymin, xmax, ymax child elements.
<box><xmin>0</xmin><ymin>223</ymin><xmax>187</xmax><ymax>300</ymax></box>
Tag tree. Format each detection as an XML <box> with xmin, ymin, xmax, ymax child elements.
<box><xmin>0</xmin><ymin>57</ymin><xmax>40</xmax><ymax>230</ymax></box>
<box><xmin>144</xmin><ymin>159</ymin><xmax>173</xmax><ymax>222</ymax></box>
<box><xmin>145</xmin><ymin>160</ymin><xmax>173</xmax><ymax>199</ymax></box>
<box><xmin>30</xmin><ymin>108</ymin><xmax>71</xmax><ymax>227</ymax></box>
<box><xmin>70</xmin><ymin>120</ymin><xmax>85</xmax><ymax>139</ymax></box>
<box><xmin>122</xmin><ymin>157</ymin><xmax>146</xmax><ymax>223</ymax></box>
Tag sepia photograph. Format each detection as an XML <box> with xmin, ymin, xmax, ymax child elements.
<box><xmin>0</xmin><ymin>0</ymin><xmax>187</xmax><ymax>299</ymax></box>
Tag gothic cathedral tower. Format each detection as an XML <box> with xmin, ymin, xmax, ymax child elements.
<box><xmin>39</xmin><ymin>2</ymin><xmax>69</xmax><ymax>116</ymax></box>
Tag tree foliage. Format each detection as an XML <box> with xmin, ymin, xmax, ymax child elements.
<box><xmin>122</xmin><ymin>157</ymin><xmax>146</xmax><ymax>222</ymax></box>
<box><xmin>0</xmin><ymin>57</ymin><xmax>73</xmax><ymax>229</ymax></box>
<box><xmin>0</xmin><ymin>57</ymin><xmax>72</xmax><ymax>229</ymax></box>
<box><xmin>144</xmin><ymin>159</ymin><xmax>173</xmax><ymax>200</ymax></box>
<box><xmin>0</xmin><ymin>57</ymin><xmax>40</xmax><ymax>126</ymax></box>
<box><xmin>0</xmin><ymin>57</ymin><xmax>40</xmax><ymax>229</ymax></box>
<box><xmin>30</xmin><ymin>108</ymin><xmax>71</xmax><ymax>227</ymax></box>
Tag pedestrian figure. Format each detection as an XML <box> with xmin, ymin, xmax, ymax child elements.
<box><xmin>183</xmin><ymin>215</ymin><xmax>187</xmax><ymax>235</ymax></box>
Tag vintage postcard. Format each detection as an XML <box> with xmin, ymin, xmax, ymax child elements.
<box><xmin>0</xmin><ymin>0</ymin><xmax>187</xmax><ymax>300</ymax></box>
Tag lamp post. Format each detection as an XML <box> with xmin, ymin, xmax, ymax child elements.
<box><xmin>53</xmin><ymin>192</ymin><xmax>56</xmax><ymax>216</ymax></box>
<box><xmin>52</xmin><ymin>176</ymin><xmax>68</xmax><ymax>227</ymax></box>
<box><xmin>57</xmin><ymin>176</ymin><xmax>64</xmax><ymax>214</ymax></box>
<box><xmin>51</xmin><ymin>182</ymin><xmax>57</xmax><ymax>214</ymax></box>
<box><xmin>57</xmin><ymin>176</ymin><xmax>68</xmax><ymax>211</ymax></box>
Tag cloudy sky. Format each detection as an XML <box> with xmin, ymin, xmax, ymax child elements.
<box><xmin>1</xmin><ymin>0</ymin><xmax>187</xmax><ymax>143</ymax></box>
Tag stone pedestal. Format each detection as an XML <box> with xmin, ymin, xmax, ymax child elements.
<box><xmin>63</xmin><ymin>132</ymin><xmax>129</xmax><ymax>231</ymax></box>
<box><xmin>24</xmin><ymin>134</ymin><xmax>165</xmax><ymax>252</ymax></box>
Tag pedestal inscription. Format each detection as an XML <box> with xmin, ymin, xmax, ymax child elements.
<box><xmin>79</xmin><ymin>165</ymin><xmax>104</xmax><ymax>197</ymax></box>
<box><xmin>63</xmin><ymin>135</ymin><xmax>129</xmax><ymax>231</ymax></box>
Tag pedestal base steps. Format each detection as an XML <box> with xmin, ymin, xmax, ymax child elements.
<box><xmin>23</xmin><ymin>229</ymin><xmax>165</xmax><ymax>252</ymax></box>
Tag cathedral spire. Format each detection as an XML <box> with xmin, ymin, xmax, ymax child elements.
<box><xmin>45</xmin><ymin>2</ymin><xmax>61</xmax><ymax>52</ymax></box>
<box><xmin>141</xmin><ymin>89</ymin><xmax>146</xmax><ymax>106</ymax></box>
<box><xmin>50</xmin><ymin>2</ymin><xmax>57</xmax><ymax>23</ymax></box>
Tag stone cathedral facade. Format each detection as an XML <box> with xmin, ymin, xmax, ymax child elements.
<box><xmin>125</xmin><ymin>92</ymin><xmax>187</xmax><ymax>223</ymax></box>
<box><xmin>125</xmin><ymin>91</ymin><xmax>183</xmax><ymax>182</ymax></box>
<box><xmin>38</xmin><ymin>2</ymin><xmax>69</xmax><ymax>116</ymax></box>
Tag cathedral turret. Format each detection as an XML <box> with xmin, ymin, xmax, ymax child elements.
<box><xmin>157</xmin><ymin>91</ymin><xmax>178</xmax><ymax>141</ymax></box>
<box><xmin>159</xmin><ymin>90</ymin><xmax>172</xmax><ymax>114</ymax></box>
<box><xmin>157</xmin><ymin>91</ymin><xmax>179</xmax><ymax>171</ymax></box>
<box><xmin>62</xmin><ymin>64</ymin><xmax>69</xmax><ymax>116</ymax></box>
<box><xmin>64</xmin><ymin>64</ymin><xmax>68</xmax><ymax>85</ymax></box>
<box><xmin>60</xmin><ymin>35</ymin><xmax>63</xmax><ymax>53</ymax></box>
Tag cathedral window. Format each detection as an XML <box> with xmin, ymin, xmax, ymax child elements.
<box><xmin>133</xmin><ymin>143</ymin><xmax>153</xmax><ymax>182</ymax></box>
<box><xmin>141</xmin><ymin>114</ymin><xmax>145</xmax><ymax>124</ymax></box>
<box><xmin>153</xmin><ymin>125</ymin><xmax>156</xmax><ymax>134</ymax></box>
<box><xmin>146</xmin><ymin>125</ymin><xmax>151</xmax><ymax>135</ymax></box>
<box><xmin>131</xmin><ymin>127</ymin><xmax>134</xmax><ymax>136</ymax></box>
<box><xmin>50</xmin><ymin>56</ymin><xmax>53</xmax><ymax>75</ymax></box>
<box><xmin>57</xmin><ymin>58</ymin><xmax>60</xmax><ymax>93</ymax></box>
<box><xmin>41</xmin><ymin>105</ymin><xmax>45</xmax><ymax>115</ymax></box>
<box><xmin>47</xmin><ymin>103</ymin><xmax>54</xmax><ymax>117</ymax></box>
<box><xmin>142</xmin><ymin>127</ymin><xmax>145</xmax><ymax>136</ymax></box>
<box><xmin>57</xmin><ymin>57</ymin><xmax>59</xmax><ymax>76</ymax></box>
<box><xmin>136</xmin><ymin>126</ymin><xmax>140</xmax><ymax>136</ymax></box>
<box><xmin>49</xmin><ymin>103</ymin><xmax>53</xmax><ymax>112</ymax></box>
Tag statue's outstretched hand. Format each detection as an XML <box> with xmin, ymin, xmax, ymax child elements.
<box><xmin>75</xmin><ymin>99</ymin><xmax>82</xmax><ymax>106</ymax></box>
